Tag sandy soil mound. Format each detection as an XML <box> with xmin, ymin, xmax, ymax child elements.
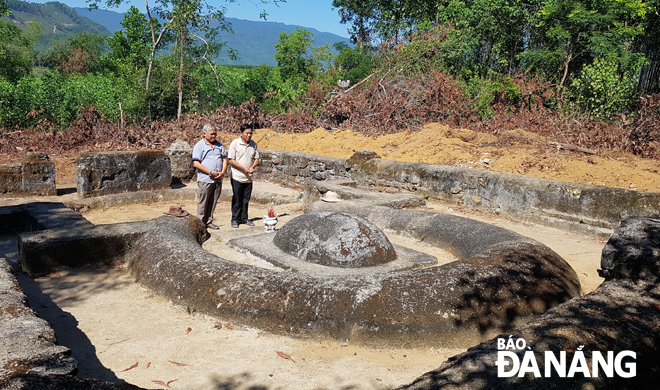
<box><xmin>251</xmin><ymin>123</ymin><xmax>659</xmax><ymax>193</ymax></box>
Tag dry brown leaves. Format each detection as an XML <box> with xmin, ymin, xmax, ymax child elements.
<box><xmin>152</xmin><ymin>379</ymin><xmax>178</xmax><ymax>387</ymax></box>
<box><xmin>121</xmin><ymin>362</ymin><xmax>138</xmax><ymax>372</ymax></box>
<box><xmin>276</xmin><ymin>351</ymin><xmax>295</xmax><ymax>362</ymax></box>
<box><xmin>626</xmin><ymin>94</ymin><xmax>660</xmax><ymax>157</ymax></box>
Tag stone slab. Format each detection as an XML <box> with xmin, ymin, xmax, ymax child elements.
<box><xmin>75</xmin><ymin>151</ymin><xmax>171</xmax><ymax>198</ymax></box>
<box><xmin>0</xmin><ymin>261</ymin><xmax>77</xmax><ymax>383</ymax></box>
<box><xmin>0</xmin><ymin>153</ymin><xmax>56</xmax><ymax>197</ymax></box>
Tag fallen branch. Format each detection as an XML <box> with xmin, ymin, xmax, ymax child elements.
<box><xmin>507</xmin><ymin>132</ymin><xmax>597</xmax><ymax>155</ymax></box>
<box><xmin>334</xmin><ymin>72</ymin><xmax>375</xmax><ymax>98</ymax></box>
<box><xmin>548</xmin><ymin>141</ymin><xmax>597</xmax><ymax>155</ymax></box>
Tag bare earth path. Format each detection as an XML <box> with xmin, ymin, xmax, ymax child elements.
<box><xmin>0</xmin><ymin>180</ymin><xmax>605</xmax><ymax>389</ymax></box>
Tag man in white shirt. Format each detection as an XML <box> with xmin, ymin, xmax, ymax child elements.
<box><xmin>192</xmin><ymin>124</ymin><xmax>227</xmax><ymax>230</ymax></box>
<box><xmin>227</xmin><ymin>124</ymin><xmax>259</xmax><ymax>228</ymax></box>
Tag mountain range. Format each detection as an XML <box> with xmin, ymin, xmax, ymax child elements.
<box><xmin>3</xmin><ymin>0</ymin><xmax>350</xmax><ymax>66</ymax></box>
<box><xmin>5</xmin><ymin>0</ymin><xmax>112</xmax><ymax>52</ymax></box>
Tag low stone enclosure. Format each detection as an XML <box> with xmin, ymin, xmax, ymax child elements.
<box><xmin>2</xmin><ymin>149</ymin><xmax>660</xmax><ymax>388</ymax></box>
<box><xmin>2</xmin><ymin>192</ymin><xmax>659</xmax><ymax>388</ymax></box>
<box><xmin>257</xmin><ymin>150</ymin><xmax>660</xmax><ymax>236</ymax></box>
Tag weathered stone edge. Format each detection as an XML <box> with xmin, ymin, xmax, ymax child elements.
<box><xmin>0</xmin><ymin>260</ymin><xmax>77</xmax><ymax>382</ymax></box>
<box><xmin>63</xmin><ymin>186</ymin><xmax>299</xmax><ymax>212</ymax></box>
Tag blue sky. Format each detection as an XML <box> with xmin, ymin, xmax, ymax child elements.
<box><xmin>31</xmin><ymin>0</ymin><xmax>349</xmax><ymax>37</ymax></box>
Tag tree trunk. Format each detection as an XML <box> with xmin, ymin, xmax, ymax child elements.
<box><xmin>145</xmin><ymin>0</ymin><xmax>155</xmax><ymax>91</ymax></box>
<box><xmin>177</xmin><ymin>35</ymin><xmax>185</xmax><ymax>121</ymax></box>
<box><xmin>557</xmin><ymin>53</ymin><xmax>573</xmax><ymax>109</ymax></box>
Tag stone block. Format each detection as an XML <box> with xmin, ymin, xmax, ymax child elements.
<box><xmin>21</xmin><ymin>153</ymin><xmax>56</xmax><ymax>196</ymax></box>
<box><xmin>165</xmin><ymin>140</ymin><xmax>195</xmax><ymax>184</ymax></box>
<box><xmin>0</xmin><ymin>153</ymin><xmax>55</xmax><ymax>196</ymax></box>
<box><xmin>600</xmin><ymin>214</ymin><xmax>660</xmax><ymax>279</ymax></box>
<box><xmin>75</xmin><ymin>151</ymin><xmax>171</xmax><ymax>198</ymax></box>
<box><xmin>0</xmin><ymin>164</ymin><xmax>22</xmax><ymax>194</ymax></box>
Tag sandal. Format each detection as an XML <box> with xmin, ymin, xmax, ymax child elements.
<box><xmin>245</xmin><ymin>220</ymin><xmax>255</xmax><ymax>227</ymax></box>
<box><xmin>231</xmin><ymin>222</ymin><xmax>239</xmax><ymax>228</ymax></box>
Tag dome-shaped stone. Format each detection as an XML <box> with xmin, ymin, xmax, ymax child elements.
<box><xmin>273</xmin><ymin>211</ymin><xmax>397</xmax><ymax>268</ymax></box>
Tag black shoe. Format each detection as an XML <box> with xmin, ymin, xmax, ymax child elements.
<box><xmin>231</xmin><ymin>221</ymin><xmax>239</xmax><ymax>228</ymax></box>
<box><xmin>245</xmin><ymin>220</ymin><xmax>255</xmax><ymax>227</ymax></box>
<box><xmin>207</xmin><ymin>223</ymin><xmax>220</xmax><ymax>230</ymax></box>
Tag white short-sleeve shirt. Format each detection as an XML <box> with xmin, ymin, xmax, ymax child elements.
<box><xmin>228</xmin><ymin>138</ymin><xmax>259</xmax><ymax>183</ymax></box>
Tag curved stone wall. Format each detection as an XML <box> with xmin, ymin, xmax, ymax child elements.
<box><xmin>396</xmin><ymin>215</ymin><xmax>660</xmax><ymax>390</ymax></box>
<box><xmin>126</xmin><ymin>208</ymin><xmax>580</xmax><ymax>347</ymax></box>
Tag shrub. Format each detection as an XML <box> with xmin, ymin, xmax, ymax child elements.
<box><xmin>567</xmin><ymin>58</ymin><xmax>641</xmax><ymax>118</ymax></box>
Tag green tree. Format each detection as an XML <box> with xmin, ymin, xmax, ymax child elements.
<box><xmin>106</xmin><ymin>6</ymin><xmax>156</xmax><ymax>72</ymax></box>
<box><xmin>274</xmin><ymin>27</ymin><xmax>328</xmax><ymax>81</ymax></box>
<box><xmin>568</xmin><ymin>57</ymin><xmax>640</xmax><ymax>117</ymax></box>
<box><xmin>0</xmin><ymin>20</ymin><xmax>40</xmax><ymax>82</ymax></box>
<box><xmin>519</xmin><ymin>0</ymin><xmax>647</xmax><ymax>93</ymax></box>
<box><xmin>164</xmin><ymin>0</ymin><xmax>228</xmax><ymax>119</ymax></box>
<box><xmin>332</xmin><ymin>0</ymin><xmax>380</xmax><ymax>46</ymax></box>
<box><xmin>44</xmin><ymin>31</ymin><xmax>106</xmax><ymax>74</ymax></box>
<box><xmin>635</xmin><ymin>0</ymin><xmax>660</xmax><ymax>93</ymax></box>
<box><xmin>333</xmin><ymin>42</ymin><xmax>373</xmax><ymax>83</ymax></box>
<box><xmin>91</xmin><ymin>0</ymin><xmax>284</xmax><ymax>91</ymax></box>
<box><xmin>0</xmin><ymin>0</ymin><xmax>9</xmax><ymax>16</ymax></box>
<box><xmin>333</xmin><ymin>0</ymin><xmax>535</xmax><ymax>77</ymax></box>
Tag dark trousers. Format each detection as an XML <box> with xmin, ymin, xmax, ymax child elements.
<box><xmin>197</xmin><ymin>181</ymin><xmax>223</xmax><ymax>225</ymax></box>
<box><xmin>231</xmin><ymin>179</ymin><xmax>253</xmax><ymax>224</ymax></box>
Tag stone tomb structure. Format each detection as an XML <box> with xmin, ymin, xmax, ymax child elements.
<box><xmin>75</xmin><ymin>150</ymin><xmax>171</xmax><ymax>198</ymax></box>
<box><xmin>2</xmin><ymin>147</ymin><xmax>660</xmax><ymax>388</ymax></box>
<box><xmin>229</xmin><ymin>211</ymin><xmax>437</xmax><ymax>275</ymax></box>
<box><xmin>3</xmin><ymin>181</ymin><xmax>660</xmax><ymax>388</ymax></box>
<box><xmin>16</xmin><ymin>186</ymin><xmax>581</xmax><ymax>348</ymax></box>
